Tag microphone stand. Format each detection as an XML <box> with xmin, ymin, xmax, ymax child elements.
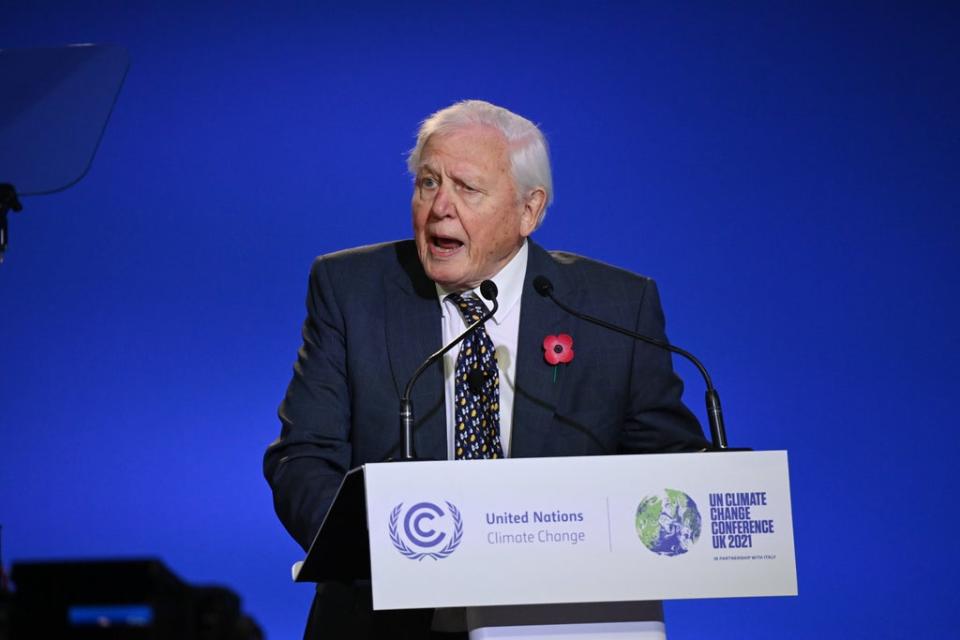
<box><xmin>534</xmin><ymin>276</ymin><xmax>745</xmax><ymax>451</ymax></box>
<box><xmin>397</xmin><ymin>281</ymin><xmax>499</xmax><ymax>460</ymax></box>
<box><xmin>0</xmin><ymin>184</ymin><xmax>23</xmax><ymax>264</ymax></box>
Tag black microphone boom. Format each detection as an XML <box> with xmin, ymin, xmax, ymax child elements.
<box><xmin>398</xmin><ymin>280</ymin><xmax>500</xmax><ymax>460</ymax></box>
<box><xmin>533</xmin><ymin>275</ymin><xmax>737</xmax><ymax>450</ymax></box>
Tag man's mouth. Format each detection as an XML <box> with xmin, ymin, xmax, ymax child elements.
<box><xmin>430</xmin><ymin>235</ymin><xmax>464</xmax><ymax>256</ymax></box>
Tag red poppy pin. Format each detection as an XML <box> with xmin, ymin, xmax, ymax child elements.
<box><xmin>543</xmin><ymin>334</ymin><xmax>574</xmax><ymax>381</ymax></box>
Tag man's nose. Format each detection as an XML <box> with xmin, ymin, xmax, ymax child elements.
<box><xmin>429</xmin><ymin>184</ymin><xmax>455</xmax><ymax>217</ymax></box>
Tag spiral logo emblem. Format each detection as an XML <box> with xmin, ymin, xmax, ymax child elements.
<box><xmin>389</xmin><ymin>501</ymin><xmax>463</xmax><ymax>561</ymax></box>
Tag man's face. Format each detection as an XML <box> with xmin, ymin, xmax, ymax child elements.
<box><xmin>412</xmin><ymin>125</ymin><xmax>539</xmax><ymax>291</ymax></box>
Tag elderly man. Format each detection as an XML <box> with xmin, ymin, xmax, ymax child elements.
<box><xmin>264</xmin><ymin>100</ymin><xmax>708</xmax><ymax>639</ymax></box>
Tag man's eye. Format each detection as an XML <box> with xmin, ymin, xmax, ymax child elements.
<box><xmin>419</xmin><ymin>176</ymin><xmax>438</xmax><ymax>189</ymax></box>
<box><xmin>460</xmin><ymin>183</ymin><xmax>478</xmax><ymax>193</ymax></box>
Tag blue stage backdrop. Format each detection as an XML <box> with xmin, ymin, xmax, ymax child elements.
<box><xmin>2</xmin><ymin>2</ymin><xmax>958</xmax><ymax>638</ymax></box>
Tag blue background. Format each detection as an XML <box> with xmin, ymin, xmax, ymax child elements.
<box><xmin>2</xmin><ymin>2</ymin><xmax>958</xmax><ymax>637</ymax></box>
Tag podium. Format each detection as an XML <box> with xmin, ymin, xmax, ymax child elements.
<box><xmin>294</xmin><ymin>451</ymin><xmax>797</xmax><ymax>637</ymax></box>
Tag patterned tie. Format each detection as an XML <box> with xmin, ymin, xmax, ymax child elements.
<box><xmin>448</xmin><ymin>293</ymin><xmax>503</xmax><ymax>460</ymax></box>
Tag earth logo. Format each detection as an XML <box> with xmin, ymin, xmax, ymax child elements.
<box><xmin>635</xmin><ymin>489</ymin><xmax>702</xmax><ymax>556</ymax></box>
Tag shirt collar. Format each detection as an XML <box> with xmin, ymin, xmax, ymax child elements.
<box><xmin>435</xmin><ymin>240</ymin><xmax>528</xmax><ymax>325</ymax></box>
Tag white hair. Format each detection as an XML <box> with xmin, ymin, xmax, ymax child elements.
<box><xmin>406</xmin><ymin>99</ymin><xmax>554</xmax><ymax>227</ymax></box>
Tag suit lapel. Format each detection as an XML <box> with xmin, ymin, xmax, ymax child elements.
<box><xmin>384</xmin><ymin>244</ymin><xmax>446</xmax><ymax>460</ymax></box>
<box><xmin>511</xmin><ymin>241</ymin><xmax>581</xmax><ymax>457</ymax></box>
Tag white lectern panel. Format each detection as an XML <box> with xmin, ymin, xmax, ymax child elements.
<box><xmin>365</xmin><ymin>451</ymin><xmax>796</xmax><ymax>610</ymax></box>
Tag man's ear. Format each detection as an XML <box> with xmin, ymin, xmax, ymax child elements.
<box><xmin>520</xmin><ymin>188</ymin><xmax>547</xmax><ymax>237</ymax></box>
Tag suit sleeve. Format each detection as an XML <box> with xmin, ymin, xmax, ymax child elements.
<box><xmin>620</xmin><ymin>278</ymin><xmax>711</xmax><ymax>453</ymax></box>
<box><xmin>263</xmin><ymin>257</ymin><xmax>354</xmax><ymax>551</ymax></box>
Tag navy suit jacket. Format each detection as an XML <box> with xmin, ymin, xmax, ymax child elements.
<box><xmin>263</xmin><ymin>239</ymin><xmax>707</xmax><ymax>637</ymax></box>
<box><xmin>265</xmin><ymin>239</ymin><xmax>707</xmax><ymax>551</ymax></box>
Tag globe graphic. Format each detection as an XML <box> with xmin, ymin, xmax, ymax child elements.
<box><xmin>636</xmin><ymin>489</ymin><xmax>702</xmax><ymax>556</ymax></box>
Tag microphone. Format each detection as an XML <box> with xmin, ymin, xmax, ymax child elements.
<box><xmin>466</xmin><ymin>369</ymin><xmax>485</xmax><ymax>395</ymax></box>
<box><xmin>398</xmin><ymin>280</ymin><xmax>500</xmax><ymax>460</ymax></box>
<box><xmin>533</xmin><ymin>275</ymin><xmax>739</xmax><ymax>451</ymax></box>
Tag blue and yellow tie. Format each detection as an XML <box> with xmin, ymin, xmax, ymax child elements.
<box><xmin>448</xmin><ymin>293</ymin><xmax>503</xmax><ymax>460</ymax></box>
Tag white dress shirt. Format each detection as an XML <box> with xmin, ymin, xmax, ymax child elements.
<box><xmin>435</xmin><ymin>240</ymin><xmax>528</xmax><ymax>460</ymax></box>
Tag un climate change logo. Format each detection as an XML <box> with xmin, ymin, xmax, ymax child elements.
<box><xmin>636</xmin><ymin>489</ymin><xmax>702</xmax><ymax>557</ymax></box>
<box><xmin>389</xmin><ymin>501</ymin><xmax>463</xmax><ymax>561</ymax></box>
